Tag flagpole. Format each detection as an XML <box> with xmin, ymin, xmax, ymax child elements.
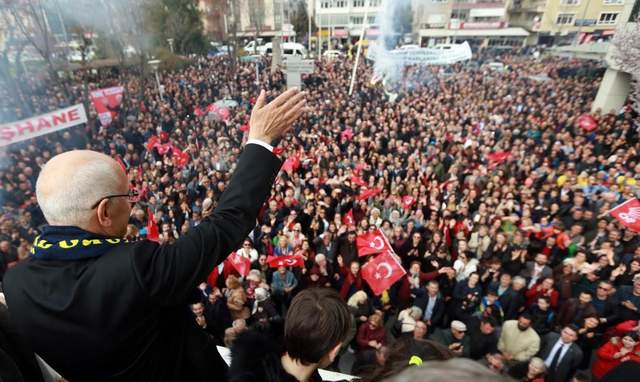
<box><xmin>348</xmin><ymin>2</ymin><xmax>370</xmax><ymax>97</ymax></box>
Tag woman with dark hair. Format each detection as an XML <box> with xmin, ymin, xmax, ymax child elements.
<box><xmin>592</xmin><ymin>331</ymin><xmax>640</xmax><ymax>380</ymax></box>
<box><xmin>357</xmin><ymin>336</ymin><xmax>453</xmax><ymax>382</ymax></box>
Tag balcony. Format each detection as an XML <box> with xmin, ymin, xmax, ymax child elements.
<box><xmin>509</xmin><ymin>0</ymin><xmax>547</xmax><ymax>12</ymax></box>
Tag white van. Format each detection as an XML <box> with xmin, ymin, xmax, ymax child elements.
<box><xmin>259</xmin><ymin>42</ymin><xmax>306</xmax><ymax>58</ymax></box>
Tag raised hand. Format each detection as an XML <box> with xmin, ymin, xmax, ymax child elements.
<box><xmin>249</xmin><ymin>88</ymin><xmax>307</xmax><ymax>144</ymax></box>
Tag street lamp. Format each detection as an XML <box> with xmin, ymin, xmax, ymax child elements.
<box><xmin>148</xmin><ymin>59</ymin><xmax>164</xmax><ymax>98</ymax></box>
<box><xmin>167</xmin><ymin>38</ymin><xmax>174</xmax><ymax>53</ymax></box>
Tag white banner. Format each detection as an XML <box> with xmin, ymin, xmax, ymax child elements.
<box><xmin>0</xmin><ymin>104</ymin><xmax>88</xmax><ymax>147</ymax></box>
<box><xmin>368</xmin><ymin>42</ymin><xmax>473</xmax><ymax>66</ymax></box>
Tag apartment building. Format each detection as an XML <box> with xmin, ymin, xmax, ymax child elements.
<box><xmin>315</xmin><ymin>0</ymin><xmax>384</xmax><ymax>44</ymax></box>
<box><xmin>509</xmin><ymin>0</ymin><xmax>629</xmax><ymax>45</ymax></box>
<box><xmin>413</xmin><ymin>0</ymin><xmax>530</xmax><ymax>48</ymax></box>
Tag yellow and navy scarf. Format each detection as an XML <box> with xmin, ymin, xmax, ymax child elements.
<box><xmin>31</xmin><ymin>226</ymin><xmax>125</xmax><ymax>261</ymax></box>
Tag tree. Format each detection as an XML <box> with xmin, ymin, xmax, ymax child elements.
<box><xmin>290</xmin><ymin>0</ymin><xmax>315</xmax><ymax>42</ymax></box>
<box><xmin>248</xmin><ymin>0</ymin><xmax>265</xmax><ymax>54</ymax></box>
<box><xmin>1</xmin><ymin>0</ymin><xmax>63</xmax><ymax>86</ymax></box>
<box><xmin>613</xmin><ymin>18</ymin><xmax>640</xmax><ymax>111</ymax></box>
<box><xmin>149</xmin><ymin>0</ymin><xmax>206</xmax><ymax>55</ymax></box>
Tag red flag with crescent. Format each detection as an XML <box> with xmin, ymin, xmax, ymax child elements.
<box><xmin>361</xmin><ymin>251</ymin><xmax>406</xmax><ymax>295</ymax></box>
<box><xmin>356</xmin><ymin>228</ymin><xmax>392</xmax><ymax>257</ymax></box>
<box><xmin>267</xmin><ymin>255</ymin><xmax>305</xmax><ymax>268</ymax></box>
<box><xmin>356</xmin><ymin>187</ymin><xmax>382</xmax><ymax>201</ymax></box>
<box><xmin>610</xmin><ymin>198</ymin><xmax>640</xmax><ymax>233</ymax></box>
<box><xmin>228</xmin><ymin>252</ymin><xmax>251</xmax><ymax>277</ymax></box>
<box><xmin>342</xmin><ymin>210</ymin><xmax>355</xmax><ymax>227</ymax></box>
<box><xmin>401</xmin><ymin>195</ymin><xmax>415</xmax><ymax>210</ymax></box>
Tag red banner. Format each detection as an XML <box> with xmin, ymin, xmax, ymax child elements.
<box><xmin>90</xmin><ymin>86</ymin><xmax>123</xmax><ymax>127</ymax></box>
<box><xmin>356</xmin><ymin>187</ymin><xmax>382</xmax><ymax>201</ymax></box>
<box><xmin>342</xmin><ymin>210</ymin><xmax>355</xmax><ymax>227</ymax></box>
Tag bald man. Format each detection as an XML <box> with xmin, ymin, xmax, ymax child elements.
<box><xmin>2</xmin><ymin>88</ymin><xmax>306</xmax><ymax>381</ymax></box>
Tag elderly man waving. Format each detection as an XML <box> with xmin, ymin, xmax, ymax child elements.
<box><xmin>2</xmin><ymin>88</ymin><xmax>306</xmax><ymax>382</ymax></box>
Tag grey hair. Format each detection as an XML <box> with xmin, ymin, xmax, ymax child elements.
<box><xmin>512</xmin><ymin>276</ymin><xmax>527</xmax><ymax>286</ymax></box>
<box><xmin>36</xmin><ymin>156</ymin><xmax>122</xmax><ymax>226</ymax></box>
<box><xmin>384</xmin><ymin>358</ymin><xmax>514</xmax><ymax>382</ymax></box>
<box><xmin>410</xmin><ymin>306</ymin><xmax>423</xmax><ymax>320</ymax></box>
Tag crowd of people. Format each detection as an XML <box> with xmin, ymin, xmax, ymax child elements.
<box><xmin>1</xmin><ymin>49</ymin><xmax>640</xmax><ymax>382</ymax></box>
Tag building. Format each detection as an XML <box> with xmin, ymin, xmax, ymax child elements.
<box><xmin>509</xmin><ymin>0</ymin><xmax>629</xmax><ymax>45</ymax></box>
<box><xmin>413</xmin><ymin>0</ymin><xmax>530</xmax><ymax>48</ymax></box>
<box><xmin>199</xmin><ymin>0</ymin><xmax>228</xmax><ymax>41</ymax></box>
<box><xmin>201</xmin><ymin>0</ymin><xmax>295</xmax><ymax>44</ymax></box>
<box><xmin>314</xmin><ymin>0</ymin><xmax>384</xmax><ymax>46</ymax></box>
<box><xmin>592</xmin><ymin>0</ymin><xmax>638</xmax><ymax>112</ymax></box>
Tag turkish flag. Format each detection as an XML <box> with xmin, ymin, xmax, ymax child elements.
<box><xmin>356</xmin><ymin>187</ymin><xmax>382</xmax><ymax>201</ymax></box>
<box><xmin>228</xmin><ymin>252</ymin><xmax>251</xmax><ymax>277</ymax></box>
<box><xmin>267</xmin><ymin>255</ymin><xmax>305</xmax><ymax>268</ymax></box>
<box><xmin>172</xmin><ymin>147</ymin><xmax>190</xmax><ymax>168</ymax></box>
<box><xmin>147</xmin><ymin>208</ymin><xmax>159</xmax><ymax>242</ymax></box>
<box><xmin>361</xmin><ymin>251</ymin><xmax>406</xmax><ymax>295</ymax></box>
<box><xmin>272</xmin><ymin>147</ymin><xmax>285</xmax><ymax>155</ymax></box>
<box><xmin>577</xmin><ymin>113</ymin><xmax>598</xmax><ymax>132</ymax></box>
<box><xmin>487</xmin><ymin>151</ymin><xmax>511</xmax><ymax>163</ymax></box>
<box><xmin>351</xmin><ymin>175</ymin><xmax>367</xmax><ymax>187</ymax></box>
<box><xmin>147</xmin><ymin>136</ymin><xmax>160</xmax><ymax>152</ymax></box>
<box><xmin>401</xmin><ymin>195</ymin><xmax>414</xmax><ymax>209</ymax></box>
<box><xmin>610</xmin><ymin>198</ymin><xmax>640</xmax><ymax>232</ymax></box>
<box><xmin>282</xmin><ymin>154</ymin><xmax>301</xmax><ymax>174</ymax></box>
<box><xmin>356</xmin><ymin>228</ymin><xmax>392</xmax><ymax>257</ymax></box>
<box><xmin>342</xmin><ymin>210</ymin><xmax>355</xmax><ymax>226</ymax></box>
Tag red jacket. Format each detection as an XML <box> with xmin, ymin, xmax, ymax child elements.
<box><xmin>592</xmin><ymin>339</ymin><xmax>640</xmax><ymax>379</ymax></box>
<box><xmin>356</xmin><ymin>323</ymin><xmax>386</xmax><ymax>351</ymax></box>
<box><xmin>525</xmin><ymin>285</ymin><xmax>559</xmax><ymax>308</ymax></box>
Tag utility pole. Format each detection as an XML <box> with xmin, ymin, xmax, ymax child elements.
<box><xmin>349</xmin><ymin>1</ymin><xmax>370</xmax><ymax>96</ymax></box>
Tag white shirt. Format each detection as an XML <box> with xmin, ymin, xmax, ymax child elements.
<box><xmin>544</xmin><ymin>339</ymin><xmax>571</xmax><ymax>367</ymax></box>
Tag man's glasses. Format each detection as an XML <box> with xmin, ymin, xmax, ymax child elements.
<box><xmin>91</xmin><ymin>189</ymin><xmax>140</xmax><ymax>209</ymax></box>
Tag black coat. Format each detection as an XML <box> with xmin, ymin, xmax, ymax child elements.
<box><xmin>414</xmin><ymin>294</ymin><xmax>446</xmax><ymax>329</ymax></box>
<box><xmin>0</xmin><ymin>304</ymin><xmax>45</xmax><ymax>382</ymax></box>
<box><xmin>537</xmin><ymin>332</ymin><xmax>583</xmax><ymax>382</ymax></box>
<box><xmin>2</xmin><ymin>145</ymin><xmax>281</xmax><ymax>381</ymax></box>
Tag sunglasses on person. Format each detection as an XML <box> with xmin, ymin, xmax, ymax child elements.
<box><xmin>91</xmin><ymin>189</ymin><xmax>140</xmax><ymax>209</ymax></box>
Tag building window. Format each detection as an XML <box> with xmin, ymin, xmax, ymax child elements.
<box><xmin>350</xmin><ymin>16</ymin><xmax>364</xmax><ymax>24</ymax></box>
<box><xmin>335</xmin><ymin>0</ymin><xmax>346</xmax><ymax>7</ymax></box>
<box><xmin>603</xmin><ymin>0</ymin><xmax>623</xmax><ymax>4</ymax></box>
<box><xmin>598</xmin><ymin>12</ymin><xmax>619</xmax><ymax>24</ymax></box>
<box><xmin>560</xmin><ymin>0</ymin><xmax>580</xmax><ymax>5</ymax></box>
<box><xmin>367</xmin><ymin>15</ymin><xmax>376</xmax><ymax>24</ymax></box>
<box><xmin>556</xmin><ymin>13</ymin><xmax>575</xmax><ymax>24</ymax></box>
<box><xmin>370</xmin><ymin>0</ymin><xmax>382</xmax><ymax>6</ymax></box>
<box><xmin>320</xmin><ymin>0</ymin><xmax>331</xmax><ymax>8</ymax></box>
<box><xmin>353</xmin><ymin>0</ymin><xmax>365</xmax><ymax>6</ymax></box>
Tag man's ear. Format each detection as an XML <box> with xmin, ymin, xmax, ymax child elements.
<box><xmin>96</xmin><ymin>199</ymin><xmax>113</xmax><ymax>227</ymax></box>
<box><xmin>327</xmin><ymin>343</ymin><xmax>342</xmax><ymax>363</ymax></box>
